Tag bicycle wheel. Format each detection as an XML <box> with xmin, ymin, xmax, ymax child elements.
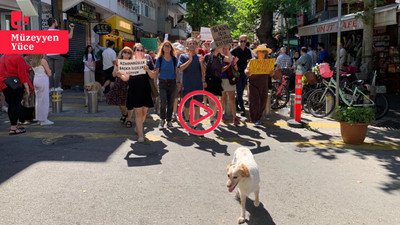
<box><xmin>307</xmin><ymin>89</ymin><xmax>336</xmax><ymax>118</ymax></box>
<box><xmin>271</xmin><ymin>82</ymin><xmax>290</xmax><ymax>109</ymax></box>
<box><xmin>302</xmin><ymin>85</ymin><xmax>313</xmax><ymax>113</ymax></box>
<box><xmin>374</xmin><ymin>94</ymin><xmax>389</xmax><ymax>120</ymax></box>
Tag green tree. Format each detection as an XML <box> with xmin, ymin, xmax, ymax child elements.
<box><xmin>179</xmin><ymin>0</ymin><xmax>230</xmax><ymax>31</ymax></box>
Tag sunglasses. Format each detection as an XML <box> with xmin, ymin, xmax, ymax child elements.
<box><xmin>135</xmin><ymin>49</ymin><xmax>144</xmax><ymax>52</ymax></box>
<box><xmin>164</xmin><ymin>45</ymin><xmax>171</xmax><ymax>48</ymax></box>
<box><xmin>188</xmin><ymin>42</ymin><xmax>198</xmax><ymax>46</ymax></box>
<box><xmin>240</xmin><ymin>40</ymin><xmax>247</xmax><ymax>43</ymax></box>
<box><xmin>122</xmin><ymin>51</ymin><xmax>131</xmax><ymax>54</ymax></box>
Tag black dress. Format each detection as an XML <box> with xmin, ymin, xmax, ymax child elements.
<box><xmin>126</xmin><ymin>60</ymin><xmax>154</xmax><ymax>109</ymax></box>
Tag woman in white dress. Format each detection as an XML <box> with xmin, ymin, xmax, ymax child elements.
<box><xmin>83</xmin><ymin>45</ymin><xmax>96</xmax><ymax>85</ymax></box>
<box><xmin>31</xmin><ymin>54</ymin><xmax>53</xmax><ymax>126</ymax></box>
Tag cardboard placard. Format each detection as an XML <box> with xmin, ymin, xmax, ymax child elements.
<box><xmin>200</xmin><ymin>27</ymin><xmax>213</xmax><ymax>41</ymax></box>
<box><xmin>210</xmin><ymin>24</ymin><xmax>232</xmax><ymax>48</ymax></box>
<box><xmin>191</xmin><ymin>31</ymin><xmax>200</xmax><ymax>38</ymax></box>
<box><xmin>248</xmin><ymin>59</ymin><xmax>276</xmax><ymax>75</ymax></box>
<box><xmin>140</xmin><ymin>38</ymin><xmax>158</xmax><ymax>51</ymax></box>
<box><xmin>118</xmin><ymin>59</ymin><xmax>147</xmax><ymax>76</ymax></box>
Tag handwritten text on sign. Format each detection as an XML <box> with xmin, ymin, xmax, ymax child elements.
<box><xmin>210</xmin><ymin>24</ymin><xmax>232</xmax><ymax>48</ymax></box>
<box><xmin>200</xmin><ymin>27</ymin><xmax>213</xmax><ymax>41</ymax></box>
<box><xmin>249</xmin><ymin>59</ymin><xmax>276</xmax><ymax>75</ymax></box>
<box><xmin>118</xmin><ymin>59</ymin><xmax>147</xmax><ymax>76</ymax></box>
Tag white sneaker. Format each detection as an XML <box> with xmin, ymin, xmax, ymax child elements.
<box><xmin>40</xmin><ymin>120</ymin><xmax>54</xmax><ymax>126</ymax></box>
<box><xmin>1</xmin><ymin>106</ymin><xmax>8</xmax><ymax>112</ymax></box>
<box><xmin>138</xmin><ymin>137</ymin><xmax>145</xmax><ymax>143</ymax></box>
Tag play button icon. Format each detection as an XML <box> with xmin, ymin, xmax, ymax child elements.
<box><xmin>178</xmin><ymin>90</ymin><xmax>222</xmax><ymax>135</ymax></box>
<box><xmin>189</xmin><ymin>99</ymin><xmax>213</xmax><ymax>126</ymax></box>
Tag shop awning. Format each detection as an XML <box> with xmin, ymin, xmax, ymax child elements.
<box><xmin>298</xmin><ymin>3</ymin><xmax>399</xmax><ymax>36</ymax></box>
<box><xmin>106</xmin><ymin>30</ymin><xmax>135</xmax><ymax>41</ymax></box>
<box><xmin>119</xmin><ymin>31</ymin><xmax>135</xmax><ymax>41</ymax></box>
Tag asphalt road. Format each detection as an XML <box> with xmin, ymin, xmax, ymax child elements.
<box><xmin>0</xmin><ymin>90</ymin><xmax>399</xmax><ymax>225</ymax></box>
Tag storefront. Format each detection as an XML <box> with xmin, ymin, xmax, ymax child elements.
<box><xmin>101</xmin><ymin>15</ymin><xmax>135</xmax><ymax>50</ymax></box>
<box><xmin>66</xmin><ymin>2</ymin><xmax>97</xmax><ymax>60</ymax></box>
<box><xmin>298</xmin><ymin>3</ymin><xmax>400</xmax><ymax>93</ymax></box>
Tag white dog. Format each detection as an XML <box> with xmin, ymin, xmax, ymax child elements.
<box><xmin>226</xmin><ymin>147</ymin><xmax>260</xmax><ymax>224</ymax></box>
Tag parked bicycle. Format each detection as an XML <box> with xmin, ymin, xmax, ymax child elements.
<box><xmin>270</xmin><ymin>68</ymin><xmax>291</xmax><ymax>109</ymax></box>
<box><xmin>306</xmin><ymin>71</ymin><xmax>389</xmax><ymax>119</ymax></box>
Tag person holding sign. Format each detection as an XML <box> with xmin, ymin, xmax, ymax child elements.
<box><xmin>108</xmin><ymin>47</ymin><xmax>133</xmax><ymax>126</ymax></box>
<box><xmin>117</xmin><ymin>43</ymin><xmax>155</xmax><ymax>143</ymax></box>
<box><xmin>202</xmin><ymin>42</ymin><xmax>233</xmax><ymax>125</ymax></box>
<box><xmin>244</xmin><ymin>44</ymin><xmax>272</xmax><ymax>125</ymax></box>
<box><xmin>155</xmin><ymin>41</ymin><xmax>181</xmax><ymax>129</ymax></box>
<box><xmin>221</xmin><ymin>45</ymin><xmax>240</xmax><ymax>125</ymax></box>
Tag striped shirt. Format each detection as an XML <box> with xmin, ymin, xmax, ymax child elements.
<box><xmin>275</xmin><ymin>53</ymin><xmax>292</xmax><ymax>68</ymax></box>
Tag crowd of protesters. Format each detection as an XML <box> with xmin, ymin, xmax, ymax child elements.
<box><xmin>1</xmin><ymin>19</ymin><xmax>342</xmax><ymax>141</ymax></box>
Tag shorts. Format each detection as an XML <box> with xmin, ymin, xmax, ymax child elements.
<box><xmin>181</xmin><ymin>90</ymin><xmax>203</xmax><ymax>108</ymax></box>
<box><xmin>221</xmin><ymin>79</ymin><xmax>236</xmax><ymax>92</ymax></box>
<box><xmin>102</xmin><ymin>66</ymin><xmax>116</xmax><ymax>82</ymax></box>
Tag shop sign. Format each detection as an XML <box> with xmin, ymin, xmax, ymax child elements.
<box><xmin>41</xmin><ymin>13</ymin><xmax>51</xmax><ymax>30</ymax></box>
<box><xmin>297</xmin><ymin>13</ymin><xmax>304</xmax><ymax>27</ymax></box>
<box><xmin>68</xmin><ymin>16</ymin><xmax>89</xmax><ymax>25</ymax></box>
<box><xmin>93</xmin><ymin>24</ymin><xmax>112</xmax><ymax>35</ymax></box>
<box><xmin>68</xmin><ymin>2</ymin><xmax>96</xmax><ymax>20</ymax></box>
<box><xmin>315</xmin><ymin>19</ymin><xmax>363</xmax><ymax>34</ymax></box>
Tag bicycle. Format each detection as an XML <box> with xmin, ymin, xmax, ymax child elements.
<box><xmin>270</xmin><ymin>69</ymin><xmax>290</xmax><ymax>109</ymax></box>
<box><xmin>306</xmin><ymin>71</ymin><xmax>389</xmax><ymax>119</ymax></box>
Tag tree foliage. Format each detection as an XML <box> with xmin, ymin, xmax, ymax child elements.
<box><xmin>181</xmin><ymin>0</ymin><xmax>307</xmax><ymax>48</ymax></box>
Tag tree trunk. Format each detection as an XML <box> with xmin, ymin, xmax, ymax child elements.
<box><xmin>256</xmin><ymin>11</ymin><xmax>277</xmax><ymax>48</ymax></box>
<box><xmin>362</xmin><ymin>0</ymin><xmax>374</xmax><ymax>71</ymax></box>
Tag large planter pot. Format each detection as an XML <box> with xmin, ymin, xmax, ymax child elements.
<box><xmin>340</xmin><ymin>122</ymin><xmax>368</xmax><ymax>145</ymax></box>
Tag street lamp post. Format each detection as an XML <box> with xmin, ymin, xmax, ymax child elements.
<box><xmin>335</xmin><ymin>0</ymin><xmax>342</xmax><ymax>107</ymax></box>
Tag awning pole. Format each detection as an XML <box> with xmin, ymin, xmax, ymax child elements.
<box><xmin>335</xmin><ymin>0</ymin><xmax>342</xmax><ymax>107</ymax></box>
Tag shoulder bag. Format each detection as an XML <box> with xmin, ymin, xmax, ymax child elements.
<box><xmin>3</xmin><ymin>55</ymin><xmax>21</xmax><ymax>90</ymax></box>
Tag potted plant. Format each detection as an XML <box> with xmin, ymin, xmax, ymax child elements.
<box><xmin>333</xmin><ymin>106</ymin><xmax>375</xmax><ymax>145</ymax></box>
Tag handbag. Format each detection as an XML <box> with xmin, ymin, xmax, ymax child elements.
<box><xmin>270</xmin><ymin>67</ymin><xmax>282</xmax><ymax>80</ymax></box>
<box><xmin>149</xmin><ymin>78</ymin><xmax>159</xmax><ymax>98</ymax></box>
<box><xmin>3</xmin><ymin>55</ymin><xmax>21</xmax><ymax>90</ymax></box>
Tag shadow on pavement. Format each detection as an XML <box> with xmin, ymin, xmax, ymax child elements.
<box><xmin>235</xmin><ymin>195</ymin><xmax>276</xmax><ymax>225</ymax></box>
<box><xmin>125</xmin><ymin>141</ymin><xmax>168</xmax><ymax>167</ymax></box>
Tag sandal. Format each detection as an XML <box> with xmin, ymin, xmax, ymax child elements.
<box><xmin>120</xmin><ymin>114</ymin><xmax>128</xmax><ymax>124</ymax></box>
<box><xmin>9</xmin><ymin>128</ymin><xmax>26</xmax><ymax>135</ymax></box>
<box><xmin>126</xmin><ymin>121</ymin><xmax>132</xmax><ymax>128</ymax></box>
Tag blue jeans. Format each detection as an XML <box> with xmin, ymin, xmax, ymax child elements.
<box><xmin>236</xmin><ymin>72</ymin><xmax>247</xmax><ymax>112</ymax></box>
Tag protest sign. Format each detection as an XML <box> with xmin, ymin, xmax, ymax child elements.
<box><xmin>140</xmin><ymin>38</ymin><xmax>158</xmax><ymax>51</ymax></box>
<box><xmin>248</xmin><ymin>59</ymin><xmax>276</xmax><ymax>75</ymax></box>
<box><xmin>210</xmin><ymin>24</ymin><xmax>232</xmax><ymax>48</ymax></box>
<box><xmin>118</xmin><ymin>59</ymin><xmax>147</xmax><ymax>76</ymax></box>
<box><xmin>191</xmin><ymin>31</ymin><xmax>200</xmax><ymax>38</ymax></box>
<box><xmin>200</xmin><ymin>27</ymin><xmax>213</xmax><ymax>41</ymax></box>
<box><xmin>164</xmin><ymin>33</ymin><xmax>169</xmax><ymax>41</ymax></box>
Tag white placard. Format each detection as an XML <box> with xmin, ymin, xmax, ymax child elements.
<box><xmin>164</xmin><ymin>33</ymin><xmax>169</xmax><ymax>41</ymax></box>
<box><xmin>118</xmin><ymin>59</ymin><xmax>147</xmax><ymax>76</ymax></box>
<box><xmin>200</xmin><ymin>27</ymin><xmax>213</xmax><ymax>41</ymax></box>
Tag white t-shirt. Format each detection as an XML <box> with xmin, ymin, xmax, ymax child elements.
<box><xmin>47</xmin><ymin>28</ymin><xmax>59</xmax><ymax>56</ymax></box>
<box><xmin>102</xmin><ymin>48</ymin><xmax>116</xmax><ymax>70</ymax></box>
<box><xmin>83</xmin><ymin>53</ymin><xmax>96</xmax><ymax>72</ymax></box>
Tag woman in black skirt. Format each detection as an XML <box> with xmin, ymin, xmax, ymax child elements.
<box><xmin>118</xmin><ymin>43</ymin><xmax>155</xmax><ymax>142</ymax></box>
<box><xmin>202</xmin><ymin>41</ymin><xmax>232</xmax><ymax>124</ymax></box>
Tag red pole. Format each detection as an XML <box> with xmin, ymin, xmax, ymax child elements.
<box><xmin>295</xmin><ymin>72</ymin><xmax>302</xmax><ymax>122</ymax></box>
